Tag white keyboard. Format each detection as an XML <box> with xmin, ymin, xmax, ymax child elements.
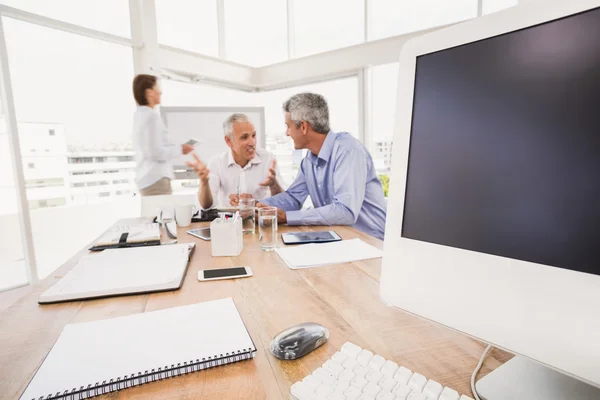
<box><xmin>290</xmin><ymin>342</ymin><xmax>474</xmax><ymax>400</ymax></box>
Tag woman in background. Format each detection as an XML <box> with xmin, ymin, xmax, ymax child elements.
<box><xmin>132</xmin><ymin>74</ymin><xmax>193</xmax><ymax>196</ymax></box>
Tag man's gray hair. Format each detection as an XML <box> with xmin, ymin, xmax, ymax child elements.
<box><xmin>223</xmin><ymin>113</ymin><xmax>250</xmax><ymax>137</ymax></box>
<box><xmin>283</xmin><ymin>92</ymin><xmax>330</xmax><ymax>134</ymax></box>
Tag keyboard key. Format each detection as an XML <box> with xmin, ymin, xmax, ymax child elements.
<box><xmin>332</xmin><ymin>379</ymin><xmax>350</xmax><ymax>393</ymax></box>
<box><xmin>378</xmin><ymin>377</ymin><xmax>398</xmax><ymax>391</ymax></box>
<box><xmin>354</xmin><ymin>365</ymin><xmax>371</xmax><ymax>378</ymax></box>
<box><xmin>313</xmin><ymin>368</ymin><xmax>336</xmax><ymax>385</ymax></box>
<box><xmin>376</xmin><ymin>392</ymin><xmax>395</xmax><ymax>400</ymax></box>
<box><xmin>323</xmin><ymin>360</ymin><xmax>344</xmax><ymax>378</ymax></box>
<box><xmin>394</xmin><ymin>366</ymin><xmax>413</xmax><ymax>385</ymax></box>
<box><xmin>407</xmin><ymin>373</ymin><xmax>427</xmax><ymax>393</ymax></box>
<box><xmin>393</xmin><ymin>383</ymin><xmax>412</xmax><ymax>399</ymax></box>
<box><xmin>290</xmin><ymin>381</ymin><xmax>314</xmax><ymax>400</ymax></box>
<box><xmin>408</xmin><ymin>392</ymin><xmax>427</xmax><ymax>400</ymax></box>
<box><xmin>422</xmin><ymin>380</ymin><xmax>443</xmax><ymax>399</ymax></box>
<box><xmin>331</xmin><ymin>351</ymin><xmax>348</xmax><ymax>365</ymax></box>
<box><xmin>358</xmin><ymin>395</ymin><xmax>376</xmax><ymax>400</ymax></box>
<box><xmin>357</xmin><ymin>349</ymin><xmax>374</xmax><ymax>366</ymax></box>
<box><xmin>339</xmin><ymin>369</ymin><xmax>356</xmax><ymax>382</ymax></box>
<box><xmin>368</xmin><ymin>355</ymin><xmax>387</xmax><ymax>371</ymax></box>
<box><xmin>363</xmin><ymin>382</ymin><xmax>382</xmax><ymax>397</ymax></box>
<box><xmin>366</xmin><ymin>370</ymin><xmax>384</xmax><ymax>383</ymax></box>
<box><xmin>344</xmin><ymin>386</ymin><xmax>363</xmax><ymax>400</ymax></box>
<box><xmin>341</xmin><ymin>342</ymin><xmax>363</xmax><ymax>359</ymax></box>
<box><xmin>381</xmin><ymin>360</ymin><xmax>399</xmax><ymax>378</ymax></box>
<box><xmin>439</xmin><ymin>387</ymin><xmax>460</xmax><ymax>400</ymax></box>
<box><xmin>343</xmin><ymin>357</ymin><xmax>360</xmax><ymax>370</ymax></box>
<box><xmin>315</xmin><ymin>383</ymin><xmax>334</xmax><ymax>397</ymax></box>
<box><xmin>350</xmin><ymin>376</ymin><xmax>368</xmax><ymax>390</ymax></box>
<box><xmin>302</xmin><ymin>375</ymin><xmax>321</xmax><ymax>389</ymax></box>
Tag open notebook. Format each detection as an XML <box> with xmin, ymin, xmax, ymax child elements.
<box><xmin>20</xmin><ymin>298</ymin><xmax>256</xmax><ymax>400</ymax></box>
<box><xmin>90</xmin><ymin>222</ymin><xmax>161</xmax><ymax>251</ymax></box>
<box><xmin>39</xmin><ymin>243</ymin><xmax>195</xmax><ymax>304</ymax></box>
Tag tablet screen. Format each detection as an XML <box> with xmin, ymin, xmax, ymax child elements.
<box><xmin>282</xmin><ymin>231</ymin><xmax>340</xmax><ymax>244</ymax></box>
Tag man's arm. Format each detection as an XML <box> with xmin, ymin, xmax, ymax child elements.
<box><xmin>261</xmin><ymin>162</ymin><xmax>309</xmax><ymax>212</ymax></box>
<box><xmin>286</xmin><ymin>149</ymin><xmax>367</xmax><ymax>226</ymax></box>
<box><xmin>187</xmin><ymin>153</ymin><xmax>217</xmax><ymax>209</ymax></box>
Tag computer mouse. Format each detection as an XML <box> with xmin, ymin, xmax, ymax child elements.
<box><xmin>270</xmin><ymin>322</ymin><xmax>329</xmax><ymax>360</ymax></box>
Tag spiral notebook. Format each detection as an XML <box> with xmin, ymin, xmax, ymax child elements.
<box><xmin>19</xmin><ymin>298</ymin><xmax>256</xmax><ymax>400</ymax></box>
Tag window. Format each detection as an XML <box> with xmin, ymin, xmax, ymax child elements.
<box><xmin>155</xmin><ymin>0</ymin><xmax>219</xmax><ymax>57</ymax></box>
<box><xmin>0</xmin><ymin>95</ymin><xmax>28</xmax><ymax>291</ymax></box>
<box><xmin>28</xmin><ymin>162</ymin><xmax>35</xmax><ymax>169</ymax></box>
<box><xmin>94</xmin><ymin>157</ymin><xmax>107</xmax><ymax>163</ymax></box>
<box><xmin>99</xmin><ymin>192</ymin><xmax>110</xmax><ymax>197</ymax></box>
<box><xmin>4</xmin><ymin>17</ymin><xmax>136</xmax><ymax>279</ymax></box>
<box><xmin>224</xmin><ymin>0</ymin><xmax>288</xmax><ymax>66</ymax></box>
<box><xmin>370</xmin><ymin>63</ymin><xmax>399</xmax><ymax>174</ymax></box>
<box><xmin>368</xmin><ymin>0</ymin><xmax>477</xmax><ymax>41</ymax></box>
<box><xmin>48</xmin><ymin>129</ymin><xmax>55</xmax><ymax>136</ymax></box>
<box><xmin>260</xmin><ymin>76</ymin><xmax>360</xmax><ymax>184</ymax></box>
<box><xmin>483</xmin><ymin>0</ymin><xmax>519</xmax><ymax>15</ymax></box>
<box><xmin>293</xmin><ymin>0</ymin><xmax>364</xmax><ymax>57</ymax></box>
<box><xmin>72</xmin><ymin>183</ymin><xmax>85</xmax><ymax>188</ymax></box>
<box><xmin>116</xmin><ymin>156</ymin><xmax>133</xmax><ymax>162</ymax></box>
<box><xmin>0</xmin><ymin>0</ymin><xmax>131</xmax><ymax>37</ymax></box>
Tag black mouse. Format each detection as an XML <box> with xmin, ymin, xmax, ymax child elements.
<box><xmin>270</xmin><ymin>322</ymin><xmax>329</xmax><ymax>360</ymax></box>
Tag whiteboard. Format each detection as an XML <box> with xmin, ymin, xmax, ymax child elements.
<box><xmin>160</xmin><ymin>107</ymin><xmax>265</xmax><ymax>176</ymax></box>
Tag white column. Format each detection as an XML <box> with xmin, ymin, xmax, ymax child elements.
<box><xmin>286</xmin><ymin>0</ymin><xmax>295</xmax><ymax>59</ymax></box>
<box><xmin>217</xmin><ymin>0</ymin><xmax>226</xmax><ymax>59</ymax></box>
<box><xmin>0</xmin><ymin>16</ymin><xmax>39</xmax><ymax>283</ymax></box>
<box><xmin>129</xmin><ymin>0</ymin><xmax>160</xmax><ymax>75</ymax></box>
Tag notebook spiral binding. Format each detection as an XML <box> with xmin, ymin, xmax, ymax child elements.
<box><xmin>32</xmin><ymin>348</ymin><xmax>255</xmax><ymax>400</ymax></box>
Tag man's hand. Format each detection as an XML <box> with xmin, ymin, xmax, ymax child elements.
<box><xmin>181</xmin><ymin>144</ymin><xmax>194</xmax><ymax>155</ymax></box>
<box><xmin>256</xmin><ymin>202</ymin><xmax>287</xmax><ymax>224</ymax></box>
<box><xmin>186</xmin><ymin>152</ymin><xmax>209</xmax><ymax>183</ymax></box>
<box><xmin>259</xmin><ymin>159</ymin><xmax>277</xmax><ymax>187</ymax></box>
<box><xmin>229</xmin><ymin>193</ymin><xmax>252</xmax><ymax>207</ymax></box>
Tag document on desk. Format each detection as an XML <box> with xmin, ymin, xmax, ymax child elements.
<box><xmin>274</xmin><ymin>238</ymin><xmax>383</xmax><ymax>269</ymax></box>
<box><xmin>39</xmin><ymin>243</ymin><xmax>195</xmax><ymax>304</ymax></box>
<box><xmin>19</xmin><ymin>298</ymin><xmax>256</xmax><ymax>400</ymax></box>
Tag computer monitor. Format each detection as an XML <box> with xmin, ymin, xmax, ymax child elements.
<box><xmin>380</xmin><ymin>0</ymin><xmax>600</xmax><ymax>398</ymax></box>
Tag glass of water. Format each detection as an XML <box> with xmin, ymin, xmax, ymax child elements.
<box><xmin>239</xmin><ymin>197</ymin><xmax>255</xmax><ymax>234</ymax></box>
<box><xmin>258</xmin><ymin>207</ymin><xmax>278</xmax><ymax>251</ymax></box>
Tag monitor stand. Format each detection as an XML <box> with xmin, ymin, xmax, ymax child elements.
<box><xmin>476</xmin><ymin>356</ymin><xmax>600</xmax><ymax>400</ymax></box>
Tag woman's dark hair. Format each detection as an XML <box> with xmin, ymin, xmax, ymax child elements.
<box><xmin>132</xmin><ymin>74</ymin><xmax>157</xmax><ymax>106</ymax></box>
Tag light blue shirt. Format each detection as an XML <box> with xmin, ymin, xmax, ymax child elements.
<box><xmin>262</xmin><ymin>132</ymin><xmax>387</xmax><ymax>240</ymax></box>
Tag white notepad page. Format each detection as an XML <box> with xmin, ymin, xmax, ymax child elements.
<box><xmin>20</xmin><ymin>298</ymin><xmax>255</xmax><ymax>400</ymax></box>
<box><xmin>40</xmin><ymin>244</ymin><xmax>193</xmax><ymax>303</ymax></box>
<box><xmin>274</xmin><ymin>238</ymin><xmax>383</xmax><ymax>269</ymax></box>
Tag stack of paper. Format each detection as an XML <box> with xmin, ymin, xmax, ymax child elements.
<box><xmin>274</xmin><ymin>238</ymin><xmax>383</xmax><ymax>269</ymax></box>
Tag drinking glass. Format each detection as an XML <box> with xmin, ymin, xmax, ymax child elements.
<box><xmin>258</xmin><ymin>207</ymin><xmax>278</xmax><ymax>251</ymax></box>
<box><xmin>239</xmin><ymin>197</ymin><xmax>255</xmax><ymax>234</ymax></box>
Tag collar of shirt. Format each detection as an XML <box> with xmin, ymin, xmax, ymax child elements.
<box><xmin>307</xmin><ymin>131</ymin><xmax>337</xmax><ymax>166</ymax></box>
<box><xmin>227</xmin><ymin>150</ymin><xmax>263</xmax><ymax>170</ymax></box>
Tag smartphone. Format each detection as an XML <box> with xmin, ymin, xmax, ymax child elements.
<box><xmin>185</xmin><ymin>138</ymin><xmax>201</xmax><ymax>146</ymax></box>
<box><xmin>197</xmin><ymin>267</ymin><xmax>253</xmax><ymax>281</ymax></box>
<box><xmin>187</xmin><ymin>227</ymin><xmax>211</xmax><ymax>241</ymax></box>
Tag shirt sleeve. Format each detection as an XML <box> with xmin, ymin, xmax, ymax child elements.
<box><xmin>285</xmin><ymin>149</ymin><xmax>367</xmax><ymax>226</ymax></box>
<box><xmin>205</xmin><ymin>155</ymin><xmax>221</xmax><ymax>209</ymax></box>
<box><xmin>145</xmin><ymin>113</ymin><xmax>181</xmax><ymax>161</ymax></box>
<box><xmin>261</xmin><ymin>160</ymin><xmax>309</xmax><ymax>212</ymax></box>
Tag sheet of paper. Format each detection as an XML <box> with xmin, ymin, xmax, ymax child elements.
<box><xmin>274</xmin><ymin>238</ymin><xmax>383</xmax><ymax>269</ymax></box>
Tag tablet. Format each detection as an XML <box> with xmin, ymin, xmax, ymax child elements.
<box><xmin>187</xmin><ymin>227</ymin><xmax>211</xmax><ymax>241</ymax></box>
<box><xmin>281</xmin><ymin>230</ymin><xmax>342</xmax><ymax>245</ymax></box>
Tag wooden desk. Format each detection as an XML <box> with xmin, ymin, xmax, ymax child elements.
<box><xmin>0</xmin><ymin>222</ymin><xmax>511</xmax><ymax>400</ymax></box>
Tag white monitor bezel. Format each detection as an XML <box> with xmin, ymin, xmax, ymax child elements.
<box><xmin>380</xmin><ymin>0</ymin><xmax>600</xmax><ymax>388</ymax></box>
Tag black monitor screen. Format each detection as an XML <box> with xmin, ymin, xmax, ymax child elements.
<box><xmin>402</xmin><ymin>7</ymin><xmax>600</xmax><ymax>276</ymax></box>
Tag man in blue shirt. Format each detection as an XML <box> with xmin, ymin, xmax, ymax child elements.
<box><xmin>258</xmin><ymin>93</ymin><xmax>387</xmax><ymax>240</ymax></box>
